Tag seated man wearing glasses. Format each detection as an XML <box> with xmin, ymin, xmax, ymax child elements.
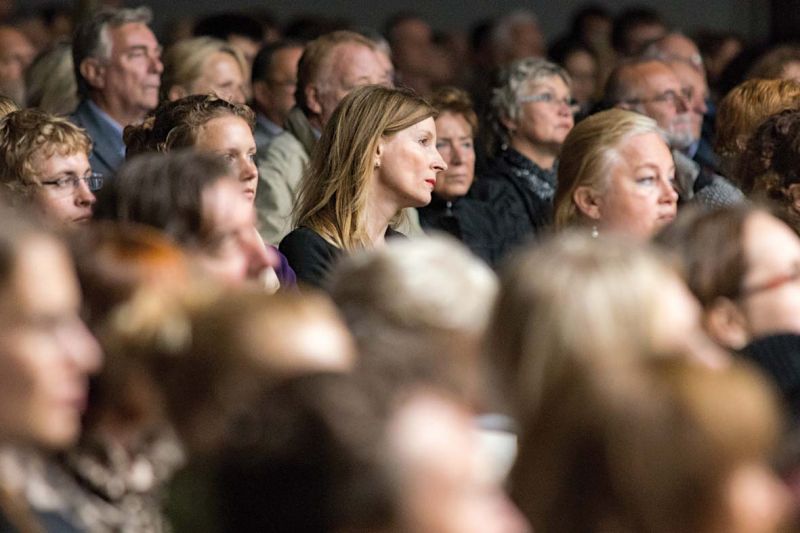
<box><xmin>0</xmin><ymin>109</ymin><xmax>102</xmax><ymax>226</ymax></box>
<box><xmin>603</xmin><ymin>56</ymin><xmax>743</xmax><ymax>208</ymax></box>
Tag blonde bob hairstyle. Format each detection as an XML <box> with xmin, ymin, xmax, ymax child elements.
<box><xmin>553</xmin><ymin>108</ymin><xmax>663</xmax><ymax>230</ymax></box>
<box><xmin>293</xmin><ymin>85</ymin><xmax>436</xmax><ymax>250</ymax></box>
<box><xmin>160</xmin><ymin>36</ymin><xmax>247</xmax><ymax>103</ymax></box>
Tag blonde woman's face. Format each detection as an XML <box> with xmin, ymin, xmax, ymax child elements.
<box><xmin>593</xmin><ymin>132</ymin><xmax>678</xmax><ymax>240</ymax></box>
<box><xmin>192</xmin><ymin>51</ymin><xmax>247</xmax><ymax>105</ymax></box>
<box><xmin>375</xmin><ymin>117</ymin><xmax>447</xmax><ymax>209</ymax></box>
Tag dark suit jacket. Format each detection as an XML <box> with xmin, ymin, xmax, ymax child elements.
<box><xmin>70</xmin><ymin>99</ymin><xmax>125</xmax><ymax>178</ymax></box>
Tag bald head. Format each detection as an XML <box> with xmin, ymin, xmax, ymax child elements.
<box><xmin>606</xmin><ymin>58</ymin><xmax>694</xmax><ymax>149</ymax></box>
<box><xmin>646</xmin><ymin>33</ymin><xmax>703</xmax><ymax>70</ymax></box>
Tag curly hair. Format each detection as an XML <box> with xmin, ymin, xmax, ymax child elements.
<box><xmin>123</xmin><ymin>94</ymin><xmax>255</xmax><ymax>158</ymax></box>
<box><xmin>0</xmin><ymin>108</ymin><xmax>91</xmax><ymax>196</ymax></box>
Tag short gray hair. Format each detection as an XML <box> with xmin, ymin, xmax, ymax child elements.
<box><xmin>72</xmin><ymin>6</ymin><xmax>153</xmax><ymax>98</ymax></box>
<box><xmin>490</xmin><ymin>57</ymin><xmax>571</xmax><ymax>145</ymax></box>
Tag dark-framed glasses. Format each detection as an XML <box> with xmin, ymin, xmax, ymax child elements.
<box><xmin>39</xmin><ymin>172</ymin><xmax>104</xmax><ymax>197</ymax></box>
<box><xmin>518</xmin><ymin>92</ymin><xmax>580</xmax><ymax>113</ymax></box>
<box><xmin>622</xmin><ymin>89</ymin><xmax>687</xmax><ymax>108</ymax></box>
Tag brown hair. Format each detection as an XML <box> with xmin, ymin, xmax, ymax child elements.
<box><xmin>294</xmin><ymin>85</ymin><xmax>436</xmax><ymax>250</ymax></box>
<box><xmin>715</xmin><ymin>78</ymin><xmax>800</xmax><ymax>174</ymax></box>
<box><xmin>512</xmin><ymin>356</ymin><xmax>782</xmax><ymax>533</ymax></box>
<box><xmin>735</xmin><ymin>109</ymin><xmax>800</xmax><ymax>233</ymax></box>
<box><xmin>102</xmin><ymin>286</ymin><xmax>353</xmax><ymax>455</ymax></box>
<box><xmin>429</xmin><ymin>86</ymin><xmax>478</xmax><ymax>134</ymax></box>
<box><xmin>655</xmin><ymin>204</ymin><xmax>759</xmax><ymax>308</ymax></box>
<box><xmin>123</xmin><ymin>94</ymin><xmax>255</xmax><ymax>158</ymax></box>
<box><xmin>69</xmin><ymin>222</ymin><xmax>191</xmax><ymax>332</ymax></box>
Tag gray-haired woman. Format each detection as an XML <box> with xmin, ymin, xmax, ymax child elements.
<box><xmin>478</xmin><ymin>58</ymin><xmax>575</xmax><ymax>236</ymax></box>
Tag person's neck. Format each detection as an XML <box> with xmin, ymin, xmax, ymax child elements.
<box><xmin>90</xmin><ymin>93</ymin><xmax>146</xmax><ymax>128</ymax></box>
<box><xmin>265</xmin><ymin>109</ymin><xmax>288</xmax><ymax>127</ymax></box>
<box><xmin>364</xmin><ymin>191</ymin><xmax>398</xmax><ymax>247</ymax></box>
<box><xmin>510</xmin><ymin>138</ymin><xmax>557</xmax><ymax>170</ymax></box>
<box><xmin>307</xmin><ymin>113</ymin><xmax>324</xmax><ymax>132</ymax></box>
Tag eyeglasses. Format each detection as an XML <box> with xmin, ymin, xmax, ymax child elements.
<box><xmin>39</xmin><ymin>172</ymin><xmax>104</xmax><ymax>197</ymax></box>
<box><xmin>518</xmin><ymin>92</ymin><xmax>580</xmax><ymax>113</ymax></box>
<box><xmin>622</xmin><ymin>89</ymin><xmax>687</xmax><ymax>108</ymax></box>
<box><xmin>739</xmin><ymin>263</ymin><xmax>800</xmax><ymax>298</ymax></box>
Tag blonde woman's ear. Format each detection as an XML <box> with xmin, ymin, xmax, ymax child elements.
<box><xmin>573</xmin><ymin>185</ymin><xmax>602</xmax><ymax>220</ymax></box>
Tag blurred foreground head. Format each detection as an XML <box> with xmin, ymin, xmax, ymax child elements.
<box><xmin>0</xmin><ymin>206</ymin><xmax>101</xmax><ymax>449</ymax></box>
<box><xmin>512</xmin><ymin>356</ymin><xmax>792</xmax><ymax>533</ymax></box>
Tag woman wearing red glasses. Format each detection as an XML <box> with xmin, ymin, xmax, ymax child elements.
<box><xmin>657</xmin><ymin>204</ymin><xmax>800</xmax><ymax>418</ymax></box>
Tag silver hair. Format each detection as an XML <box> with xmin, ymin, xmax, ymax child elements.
<box><xmin>490</xmin><ymin>57</ymin><xmax>571</xmax><ymax>145</ymax></box>
<box><xmin>330</xmin><ymin>235</ymin><xmax>498</xmax><ymax>335</ymax></box>
<box><xmin>73</xmin><ymin>6</ymin><xmax>153</xmax><ymax>98</ymax></box>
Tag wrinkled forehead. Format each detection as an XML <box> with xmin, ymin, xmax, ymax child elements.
<box><xmin>105</xmin><ymin>21</ymin><xmax>157</xmax><ymax>55</ymax></box>
<box><xmin>626</xmin><ymin>62</ymin><xmax>682</xmax><ymax>97</ymax></box>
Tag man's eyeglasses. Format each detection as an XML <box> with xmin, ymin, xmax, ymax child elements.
<box><xmin>622</xmin><ymin>89</ymin><xmax>687</xmax><ymax>108</ymax></box>
<box><xmin>39</xmin><ymin>172</ymin><xmax>104</xmax><ymax>197</ymax></box>
<box><xmin>739</xmin><ymin>263</ymin><xmax>800</xmax><ymax>298</ymax></box>
<box><xmin>518</xmin><ymin>92</ymin><xmax>580</xmax><ymax>113</ymax></box>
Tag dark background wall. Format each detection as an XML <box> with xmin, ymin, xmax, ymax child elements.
<box><xmin>28</xmin><ymin>0</ymin><xmax>771</xmax><ymax>43</ymax></box>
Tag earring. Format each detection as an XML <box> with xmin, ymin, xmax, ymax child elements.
<box><xmin>374</xmin><ymin>160</ymin><xmax>381</xmax><ymax>169</ymax></box>
<box><xmin>591</xmin><ymin>225</ymin><xmax>599</xmax><ymax>238</ymax></box>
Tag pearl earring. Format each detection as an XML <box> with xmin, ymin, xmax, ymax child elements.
<box><xmin>591</xmin><ymin>225</ymin><xmax>599</xmax><ymax>238</ymax></box>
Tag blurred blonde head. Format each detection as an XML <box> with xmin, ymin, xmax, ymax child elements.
<box><xmin>487</xmin><ymin>231</ymin><xmax>716</xmax><ymax>418</ymax></box>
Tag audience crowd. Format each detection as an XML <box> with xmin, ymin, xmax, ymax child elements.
<box><xmin>2</xmin><ymin>2</ymin><xmax>800</xmax><ymax>532</ymax></box>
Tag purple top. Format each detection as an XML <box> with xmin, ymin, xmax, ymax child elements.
<box><xmin>271</xmin><ymin>245</ymin><xmax>297</xmax><ymax>287</ymax></box>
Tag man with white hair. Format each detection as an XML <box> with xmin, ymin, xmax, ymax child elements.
<box><xmin>71</xmin><ymin>7</ymin><xmax>163</xmax><ymax>177</ymax></box>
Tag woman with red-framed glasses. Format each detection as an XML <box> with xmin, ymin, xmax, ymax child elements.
<box><xmin>657</xmin><ymin>203</ymin><xmax>800</xmax><ymax>418</ymax></box>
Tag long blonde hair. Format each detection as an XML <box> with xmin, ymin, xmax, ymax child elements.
<box><xmin>293</xmin><ymin>85</ymin><xmax>436</xmax><ymax>250</ymax></box>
